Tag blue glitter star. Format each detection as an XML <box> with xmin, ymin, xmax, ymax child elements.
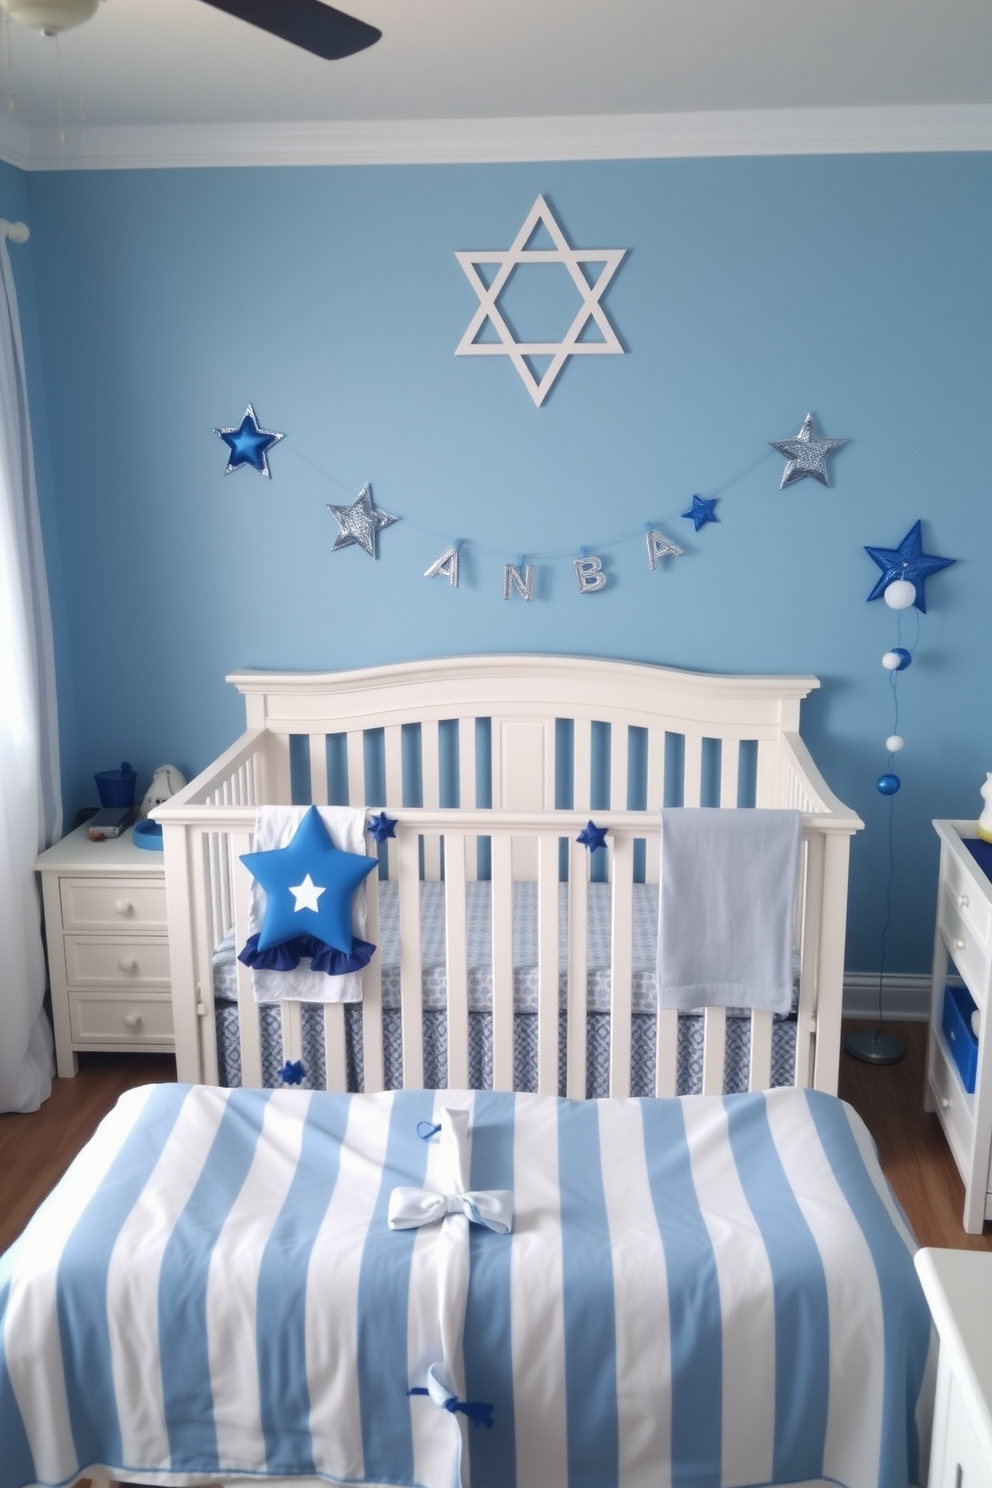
<box><xmin>681</xmin><ymin>494</ymin><xmax>719</xmax><ymax>531</ymax></box>
<box><xmin>279</xmin><ymin>1060</ymin><xmax>306</xmax><ymax>1086</ymax></box>
<box><xmin>577</xmin><ymin>820</ymin><xmax>608</xmax><ymax>853</ymax></box>
<box><xmin>367</xmin><ymin>812</ymin><xmax>398</xmax><ymax>843</ymax></box>
<box><xmin>240</xmin><ymin>805</ymin><xmax>376</xmax><ymax>953</ymax></box>
<box><xmin>864</xmin><ymin>520</ymin><xmax>956</xmax><ymax>613</ymax></box>
<box><xmin>215</xmin><ymin>403</ymin><xmax>284</xmax><ymax>477</ymax></box>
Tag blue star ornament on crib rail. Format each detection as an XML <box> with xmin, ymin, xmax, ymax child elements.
<box><xmin>240</xmin><ymin>805</ymin><xmax>376</xmax><ymax>953</ymax></box>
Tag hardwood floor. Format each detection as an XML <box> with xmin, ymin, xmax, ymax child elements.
<box><xmin>838</xmin><ymin>1018</ymin><xmax>992</xmax><ymax>1249</ymax></box>
<box><xmin>0</xmin><ymin>1022</ymin><xmax>987</xmax><ymax>1256</ymax></box>
<box><xmin>0</xmin><ymin>1051</ymin><xmax>176</xmax><ymax>1255</ymax></box>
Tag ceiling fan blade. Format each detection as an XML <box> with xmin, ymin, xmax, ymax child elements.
<box><xmin>200</xmin><ymin>0</ymin><xmax>381</xmax><ymax>60</ymax></box>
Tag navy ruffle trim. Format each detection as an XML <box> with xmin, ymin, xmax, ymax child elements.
<box><xmin>238</xmin><ymin>933</ymin><xmax>375</xmax><ymax>975</ymax></box>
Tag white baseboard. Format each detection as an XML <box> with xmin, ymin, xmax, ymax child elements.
<box><xmin>843</xmin><ymin>973</ymin><xmax>932</xmax><ymax>1023</ymax></box>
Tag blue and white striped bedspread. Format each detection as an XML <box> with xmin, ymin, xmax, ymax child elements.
<box><xmin>0</xmin><ymin>1083</ymin><xmax>933</xmax><ymax>1488</ymax></box>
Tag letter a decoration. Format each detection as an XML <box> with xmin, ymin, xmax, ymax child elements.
<box><xmin>455</xmin><ymin>196</ymin><xmax>626</xmax><ymax>407</ymax></box>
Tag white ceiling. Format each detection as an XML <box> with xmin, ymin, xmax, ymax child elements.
<box><xmin>3</xmin><ymin>0</ymin><xmax>991</xmax><ymax>135</ymax></box>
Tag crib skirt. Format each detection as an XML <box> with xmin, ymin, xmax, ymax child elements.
<box><xmin>213</xmin><ymin>1002</ymin><xmax>797</xmax><ymax>1097</ymax></box>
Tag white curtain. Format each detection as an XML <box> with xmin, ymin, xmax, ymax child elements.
<box><xmin>0</xmin><ymin>226</ymin><xmax>60</xmax><ymax>1113</ymax></box>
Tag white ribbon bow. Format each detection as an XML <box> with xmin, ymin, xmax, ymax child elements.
<box><xmin>388</xmin><ymin>1185</ymin><xmax>513</xmax><ymax>1233</ymax></box>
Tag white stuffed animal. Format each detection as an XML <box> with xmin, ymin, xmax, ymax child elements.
<box><xmin>140</xmin><ymin>764</ymin><xmax>186</xmax><ymax>818</ymax></box>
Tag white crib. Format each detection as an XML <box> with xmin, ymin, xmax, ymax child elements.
<box><xmin>154</xmin><ymin>653</ymin><xmax>863</xmax><ymax>1099</ymax></box>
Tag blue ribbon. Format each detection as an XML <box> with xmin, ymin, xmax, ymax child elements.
<box><xmin>408</xmin><ymin>1387</ymin><xmax>494</xmax><ymax>1428</ymax></box>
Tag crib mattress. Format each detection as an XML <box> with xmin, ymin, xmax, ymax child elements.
<box><xmin>213</xmin><ymin>881</ymin><xmax>798</xmax><ymax>1094</ymax></box>
<box><xmin>0</xmin><ymin>1082</ymin><xmax>931</xmax><ymax>1488</ymax></box>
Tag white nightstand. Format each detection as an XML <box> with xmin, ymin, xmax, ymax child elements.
<box><xmin>916</xmin><ymin>1248</ymin><xmax>992</xmax><ymax>1488</ymax></box>
<box><xmin>927</xmin><ymin>822</ymin><xmax>992</xmax><ymax>1233</ymax></box>
<box><xmin>35</xmin><ymin>820</ymin><xmax>174</xmax><ymax>1077</ymax></box>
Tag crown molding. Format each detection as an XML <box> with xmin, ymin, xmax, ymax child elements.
<box><xmin>0</xmin><ymin>104</ymin><xmax>988</xmax><ymax>171</ymax></box>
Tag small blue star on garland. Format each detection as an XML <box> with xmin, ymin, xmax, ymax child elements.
<box><xmin>279</xmin><ymin>1059</ymin><xmax>306</xmax><ymax>1086</ymax></box>
<box><xmin>577</xmin><ymin>820</ymin><xmax>608</xmax><ymax>852</ymax></box>
<box><xmin>240</xmin><ymin>805</ymin><xmax>377</xmax><ymax>953</ymax></box>
<box><xmin>864</xmin><ymin>520</ymin><xmax>956</xmax><ymax>614</ymax></box>
<box><xmin>368</xmin><ymin>812</ymin><xmax>398</xmax><ymax>843</ymax></box>
<box><xmin>214</xmin><ymin>403</ymin><xmax>284</xmax><ymax>477</ymax></box>
<box><xmin>681</xmin><ymin>494</ymin><xmax>719</xmax><ymax>531</ymax></box>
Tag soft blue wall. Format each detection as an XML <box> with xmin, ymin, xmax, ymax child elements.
<box><xmin>13</xmin><ymin>152</ymin><xmax>992</xmax><ymax>974</ymax></box>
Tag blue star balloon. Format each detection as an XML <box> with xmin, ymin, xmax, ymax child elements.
<box><xmin>368</xmin><ymin>811</ymin><xmax>397</xmax><ymax>843</ymax></box>
<box><xmin>682</xmin><ymin>494</ymin><xmax>719</xmax><ymax>531</ymax></box>
<box><xmin>864</xmin><ymin>520</ymin><xmax>956</xmax><ymax>613</ymax></box>
<box><xmin>215</xmin><ymin>403</ymin><xmax>284</xmax><ymax>477</ymax></box>
<box><xmin>577</xmin><ymin>820</ymin><xmax>608</xmax><ymax>852</ymax></box>
<box><xmin>240</xmin><ymin>805</ymin><xmax>376</xmax><ymax>953</ymax></box>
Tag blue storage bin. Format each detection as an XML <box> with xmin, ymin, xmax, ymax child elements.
<box><xmin>942</xmin><ymin>982</ymin><xmax>979</xmax><ymax>1094</ymax></box>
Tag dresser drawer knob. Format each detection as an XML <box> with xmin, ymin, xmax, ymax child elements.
<box><xmin>117</xmin><ymin>957</ymin><xmax>137</xmax><ymax>973</ymax></box>
<box><xmin>941</xmin><ymin>1097</ymin><xmax>951</xmax><ymax>1110</ymax></box>
<box><xmin>123</xmin><ymin>1013</ymin><xmax>143</xmax><ymax>1030</ymax></box>
<box><xmin>113</xmin><ymin>899</ymin><xmax>132</xmax><ymax>916</ymax></box>
<box><xmin>955</xmin><ymin>938</ymin><xmax>967</xmax><ymax>950</ymax></box>
<box><xmin>959</xmin><ymin>894</ymin><xmax>970</xmax><ymax>909</ymax></box>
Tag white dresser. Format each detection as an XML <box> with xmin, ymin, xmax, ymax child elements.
<box><xmin>916</xmin><ymin>1248</ymin><xmax>992</xmax><ymax>1488</ymax></box>
<box><xmin>35</xmin><ymin>821</ymin><xmax>174</xmax><ymax>1077</ymax></box>
<box><xmin>927</xmin><ymin>821</ymin><xmax>992</xmax><ymax>1233</ymax></box>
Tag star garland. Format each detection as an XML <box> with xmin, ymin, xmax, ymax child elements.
<box><xmin>212</xmin><ymin>406</ymin><xmax>860</xmax><ymax>598</ymax></box>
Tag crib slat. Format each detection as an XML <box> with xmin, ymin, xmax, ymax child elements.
<box><xmin>701</xmin><ymin>1005</ymin><xmax>727</xmax><ymax>1095</ymax></box>
<box><xmin>609</xmin><ymin>834</ymin><xmax>634</xmax><ymax>1096</ymax></box>
<box><xmin>720</xmin><ymin>739</ymin><xmax>740</xmax><ymax>809</ymax></box>
<box><xmin>324</xmin><ymin>1003</ymin><xmax>348</xmax><ymax>1092</ymax></box>
<box><xmin>421</xmin><ymin>721</ymin><xmax>441</xmax><ymax>881</ymax></box>
<box><xmin>309</xmin><ymin>734</ymin><xmax>329</xmax><ymax>805</ymax></box>
<box><xmin>398</xmin><ymin>828</ymin><xmax>424</xmax><ymax>1089</ymax></box>
<box><xmin>189</xmin><ymin>832</ymin><xmax>219</xmax><ymax>1085</ymax></box>
<box><xmin>281</xmin><ymin>1001</ymin><xmax>303</xmax><ymax>1064</ymax></box>
<box><xmin>444</xmin><ymin>833</ymin><xmax>470</xmax><ymax>1089</ymax></box>
<box><xmin>347</xmin><ymin>730</ymin><xmax>365</xmax><ymax>808</ymax></box>
<box><xmin>645</xmin><ymin>728</ymin><xmax>665</xmax><ymax>883</ymax></box>
<box><xmin>573</xmin><ymin>717</ymin><xmax>592</xmax><ymax>813</ymax></box>
<box><xmin>384</xmin><ymin>726</ymin><xmax>403</xmax><ymax>804</ymax></box>
<box><xmin>683</xmin><ymin>735</ymin><xmax>703</xmax><ymax>807</ymax></box>
<box><xmin>458</xmin><ymin>718</ymin><xmax>478</xmax><ymax>882</ymax></box>
<box><xmin>566</xmin><ymin>838</ymin><xmax>588</xmax><ymax>1099</ymax></box>
<box><xmin>794</xmin><ymin>832</ymin><xmax>821</xmax><ymax>1089</ymax></box>
<box><xmin>610</xmin><ymin>723</ymin><xmax>628</xmax><ymax>811</ymax></box>
<box><xmin>361</xmin><ymin>871</ymin><xmax>385</xmax><ymax>1093</ymax></box>
<box><xmin>537</xmin><ymin>835</ymin><xmax>559</xmax><ymax>1097</ymax></box>
<box><xmin>655</xmin><ymin>1009</ymin><xmax>679</xmax><ymax>1097</ymax></box>
<box><xmin>381</xmin><ymin>726</ymin><xmax>403</xmax><ymax>878</ymax></box>
<box><xmin>232</xmin><ymin>828</ymin><xmax>264</xmax><ymax>1089</ymax></box>
<box><xmin>491</xmin><ymin>833</ymin><xmax>514</xmax><ymax>1091</ymax></box>
<box><xmin>754</xmin><ymin>736</ymin><xmax>781</xmax><ymax>807</ymax></box>
<box><xmin>749</xmin><ymin>1010</ymin><xmax>773</xmax><ymax>1091</ymax></box>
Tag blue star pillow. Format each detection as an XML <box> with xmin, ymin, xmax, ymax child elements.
<box><xmin>240</xmin><ymin>805</ymin><xmax>376</xmax><ymax>953</ymax></box>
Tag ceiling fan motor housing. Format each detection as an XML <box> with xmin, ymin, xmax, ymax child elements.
<box><xmin>0</xmin><ymin>0</ymin><xmax>99</xmax><ymax>33</ymax></box>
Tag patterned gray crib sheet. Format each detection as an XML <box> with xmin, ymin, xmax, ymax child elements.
<box><xmin>214</xmin><ymin>880</ymin><xmax>799</xmax><ymax>1017</ymax></box>
<box><xmin>212</xmin><ymin>880</ymin><xmax>797</xmax><ymax>1096</ymax></box>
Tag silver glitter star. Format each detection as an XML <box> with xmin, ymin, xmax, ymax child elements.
<box><xmin>327</xmin><ymin>484</ymin><xmax>399</xmax><ymax>558</ymax></box>
<box><xmin>770</xmin><ymin>412</ymin><xmax>849</xmax><ymax>489</ymax></box>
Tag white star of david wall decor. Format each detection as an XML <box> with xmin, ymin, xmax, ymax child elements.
<box><xmin>455</xmin><ymin>196</ymin><xmax>626</xmax><ymax>407</ymax></box>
